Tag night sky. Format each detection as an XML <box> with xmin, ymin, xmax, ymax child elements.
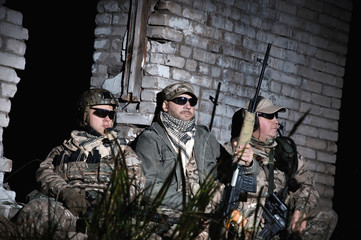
<box><xmin>2</xmin><ymin>1</ymin><xmax>359</xmax><ymax>239</ymax></box>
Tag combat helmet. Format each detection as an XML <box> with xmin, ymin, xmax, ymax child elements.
<box><xmin>77</xmin><ymin>88</ymin><xmax>118</xmax><ymax>127</ymax></box>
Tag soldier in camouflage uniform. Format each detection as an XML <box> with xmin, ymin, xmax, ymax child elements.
<box><xmin>134</xmin><ymin>83</ymin><xmax>257</xmax><ymax>240</ymax></box>
<box><xmin>225</xmin><ymin>96</ymin><xmax>337</xmax><ymax>240</ymax></box>
<box><xmin>13</xmin><ymin>88</ymin><xmax>145</xmax><ymax>239</ymax></box>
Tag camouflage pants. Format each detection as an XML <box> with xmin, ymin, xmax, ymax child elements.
<box><xmin>15</xmin><ymin>197</ymin><xmax>78</xmax><ymax>239</ymax></box>
<box><xmin>235</xmin><ymin>207</ymin><xmax>338</xmax><ymax>240</ymax></box>
<box><xmin>145</xmin><ymin>206</ymin><xmax>215</xmax><ymax>240</ymax></box>
<box><xmin>300</xmin><ymin>207</ymin><xmax>338</xmax><ymax>240</ymax></box>
<box><xmin>265</xmin><ymin>207</ymin><xmax>338</xmax><ymax>240</ymax></box>
<box><xmin>146</xmin><ymin>222</ymin><xmax>210</xmax><ymax>240</ymax></box>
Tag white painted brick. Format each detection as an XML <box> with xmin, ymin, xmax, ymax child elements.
<box><xmin>322</xmin><ymin>85</ymin><xmax>342</xmax><ymax>98</ymax></box>
<box><xmin>0</xmin><ymin>113</ymin><xmax>9</xmax><ymax>128</ymax></box>
<box><xmin>138</xmin><ymin>102</ymin><xmax>156</xmax><ymax>114</ymax></box>
<box><xmin>172</xmin><ymin>69</ymin><xmax>191</xmax><ymax>81</ymax></box>
<box><xmin>0</xmin><ymin>66</ymin><xmax>19</xmax><ymax>83</ymax></box>
<box><xmin>317</xmin><ymin>151</ymin><xmax>337</xmax><ymax>164</ymax></box>
<box><xmin>165</xmin><ymin>55</ymin><xmax>185</xmax><ymax>68</ymax></box>
<box><xmin>6</xmin><ymin>38</ymin><xmax>26</xmax><ymax>55</ymax></box>
<box><xmin>144</xmin><ymin>63</ymin><xmax>170</xmax><ymax>78</ymax></box>
<box><xmin>95</xmin><ymin>13</ymin><xmax>112</xmax><ymax>25</ymax></box>
<box><xmin>0</xmin><ymin>97</ymin><xmax>10</xmax><ymax>113</ymax></box>
<box><xmin>0</xmin><ymin>22</ymin><xmax>28</xmax><ymax>40</ymax></box>
<box><xmin>0</xmin><ymin>82</ymin><xmax>16</xmax><ymax>98</ymax></box>
<box><xmin>150</xmin><ymin>40</ymin><xmax>177</xmax><ymax>54</ymax></box>
<box><xmin>314</xmin><ymin>172</ymin><xmax>334</xmax><ymax>186</ymax></box>
<box><xmin>0</xmin><ymin>52</ymin><xmax>25</xmax><ymax>70</ymax></box>
<box><xmin>141</xmin><ymin>89</ymin><xmax>158</xmax><ymax>101</ymax></box>
<box><xmin>185</xmin><ymin>59</ymin><xmax>197</xmax><ymax>72</ymax></box>
<box><xmin>117</xmin><ymin>112</ymin><xmax>153</xmax><ymax>126</ymax></box>
<box><xmin>150</xmin><ymin>53</ymin><xmax>165</xmax><ymax>65</ymax></box>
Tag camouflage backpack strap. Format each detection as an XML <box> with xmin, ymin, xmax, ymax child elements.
<box><xmin>267</xmin><ymin>148</ymin><xmax>275</xmax><ymax>196</ymax></box>
<box><xmin>274</xmin><ymin>136</ymin><xmax>298</xmax><ymax>180</ymax></box>
<box><xmin>274</xmin><ymin>136</ymin><xmax>300</xmax><ymax>200</ymax></box>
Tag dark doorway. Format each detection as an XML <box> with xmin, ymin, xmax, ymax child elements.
<box><xmin>3</xmin><ymin>1</ymin><xmax>98</xmax><ymax>203</ymax></box>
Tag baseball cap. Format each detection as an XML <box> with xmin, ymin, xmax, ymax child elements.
<box><xmin>246</xmin><ymin>97</ymin><xmax>286</xmax><ymax>114</ymax></box>
<box><xmin>162</xmin><ymin>82</ymin><xmax>197</xmax><ymax>100</ymax></box>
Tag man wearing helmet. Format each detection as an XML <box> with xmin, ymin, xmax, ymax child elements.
<box><xmin>77</xmin><ymin>88</ymin><xmax>119</xmax><ymax>135</ymax></box>
<box><xmin>10</xmin><ymin>88</ymin><xmax>145</xmax><ymax>238</ymax></box>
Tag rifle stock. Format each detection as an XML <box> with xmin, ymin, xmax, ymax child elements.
<box><xmin>234</xmin><ymin>111</ymin><xmax>255</xmax><ymax>165</ymax></box>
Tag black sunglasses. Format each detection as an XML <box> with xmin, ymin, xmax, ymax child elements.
<box><xmin>258</xmin><ymin>112</ymin><xmax>278</xmax><ymax>120</ymax></box>
<box><xmin>170</xmin><ymin>97</ymin><xmax>197</xmax><ymax>107</ymax></box>
<box><xmin>90</xmin><ymin>108</ymin><xmax>116</xmax><ymax>119</ymax></box>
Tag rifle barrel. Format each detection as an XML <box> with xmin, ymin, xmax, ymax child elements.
<box><xmin>209</xmin><ymin>82</ymin><xmax>221</xmax><ymax>130</ymax></box>
<box><xmin>250</xmin><ymin>43</ymin><xmax>272</xmax><ymax>113</ymax></box>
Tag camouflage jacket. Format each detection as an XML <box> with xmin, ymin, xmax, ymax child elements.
<box><xmin>36</xmin><ymin>129</ymin><xmax>145</xmax><ymax>201</ymax></box>
<box><xmin>224</xmin><ymin>136</ymin><xmax>319</xmax><ymax>234</ymax></box>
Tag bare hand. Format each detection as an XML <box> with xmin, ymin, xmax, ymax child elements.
<box><xmin>290</xmin><ymin>210</ymin><xmax>307</xmax><ymax>233</ymax></box>
<box><xmin>233</xmin><ymin>143</ymin><xmax>254</xmax><ymax>166</ymax></box>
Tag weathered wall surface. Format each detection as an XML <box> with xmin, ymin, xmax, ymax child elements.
<box><xmin>0</xmin><ymin>0</ymin><xmax>28</xmax><ymax>218</ymax></box>
<box><xmin>91</xmin><ymin>0</ymin><xmax>352</xmax><ymax>208</ymax></box>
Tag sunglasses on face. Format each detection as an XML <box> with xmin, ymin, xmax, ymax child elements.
<box><xmin>258</xmin><ymin>112</ymin><xmax>278</xmax><ymax>120</ymax></box>
<box><xmin>90</xmin><ymin>108</ymin><xmax>116</xmax><ymax>119</ymax></box>
<box><xmin>169</xmin><ymin>97</ymin><xmax>198</xmax><ymax>107</ymax></box>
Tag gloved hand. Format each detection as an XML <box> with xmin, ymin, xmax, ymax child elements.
<box><xmin>59</xmin><ymin>188</ymin><xmax>89</xmax><ymax>216</ymax></box>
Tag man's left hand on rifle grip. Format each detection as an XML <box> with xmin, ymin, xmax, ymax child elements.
<box><xmin>233</xmin><ymin>143</ymin><xmax>254</xmax><ymax>167</ymax></box>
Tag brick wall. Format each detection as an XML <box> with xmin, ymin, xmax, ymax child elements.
<box><xmin>0</xmin><ymin>0</ymin><xmax>28</xmax><ymax>218</ymax></box>
<box><xmin>91</xmin><ymin>0</ymin><xmax>352</xmax><ymax>208</ymax></box>
<box><xmin>0</xmin><ymin>0</ymin><xmax>349</xmax><ymax>219</ymax></box>
<box><xmin>91</xmin><ymin>0</ymin><xmax>130</xmax><ymax>91</ymax></box>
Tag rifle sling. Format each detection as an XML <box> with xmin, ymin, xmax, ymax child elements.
<box><xmin>266</xmin><ymin>147</ymin><xmax>297</xmax><ymax>202</ymax></box>
<box><xmin>267</xmin><ymin>148</ymin><xmax>275</xmax><ymax>196</ymax></box>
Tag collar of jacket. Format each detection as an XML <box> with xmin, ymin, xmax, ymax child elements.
<box><xmin>150</xmin><ymin>121</ymin><xmax>211</xmax><ymax>183</ymax></box>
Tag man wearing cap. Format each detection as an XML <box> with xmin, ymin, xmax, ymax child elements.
<box><xmin>226</xmin><ymin>96</ymin><xmax>337</xmax><ymax>239</ymax></box>
<box><xmin>134</xmin><ymin>82</ymin><xmax>256</xmax><ymax>239</ymax></box>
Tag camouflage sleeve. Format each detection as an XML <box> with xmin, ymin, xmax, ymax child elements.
<box><xmin>35</xmin><ymin>145</ymin><xmax>68</xmax><ymax>198</ymax></box>
<box><xmin>289</xmin><ymin>154</ymin><xmax>320</xmax><ymax>214</ymax></box>
<box><xmin>120</xmin><ymin>145</ymin><xmax>145</xmax><ymax>200</ymax></box>
<box><xmin>222</xmin><ymin>141</ymin><xmax>260</xmax><ymax>176</ymax></box>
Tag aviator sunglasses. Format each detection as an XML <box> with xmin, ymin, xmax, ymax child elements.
<box><xmin>170</xmin><ymin>96</ymin><xmax>198</xmax><ymax>107</ymax></box>
<box><xmin>258</xmin><ymin>112</ymin><xmax>278</xmax><ymax>120</ymax></box>
<box><xmin>90</xmin><ymin>107</ymin><xmax>116</xmax><ymax>119</ymax></box>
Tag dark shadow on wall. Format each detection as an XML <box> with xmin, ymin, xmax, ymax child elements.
<box><xmin>3</xmin><ymin>0</ymin><xmax>98</xmax><ymax>203</ymax></box>
<box><xmin>332</xmin><ymin>0</ymin><xmax>361</xmax><ymax>239</ymax></box>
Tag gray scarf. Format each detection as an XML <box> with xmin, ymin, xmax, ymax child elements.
<box><xmin>160</xmin><ymin>111</ymin><xmax>196</xmax><ymax>160</ymax></box>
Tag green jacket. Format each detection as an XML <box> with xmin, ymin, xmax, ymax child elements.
<box><xmin>135</xmin><ymin>122</ymin><xmax>233</xmax><ymax>210</ymax></box>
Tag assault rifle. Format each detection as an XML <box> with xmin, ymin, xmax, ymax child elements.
<box><xmin>222</xmin><ymin>43</ymin><xmax>272</xmax><ymax>236</ymax></box>
<box><xmin>259</xmin><ymin>193</ymin><xmax>288</xmax><ymax>240</ymax></box>
<box><xmin>259</xmin><ymin>193</ymin><xmax>302</xmax><ymax>240</ymax></box>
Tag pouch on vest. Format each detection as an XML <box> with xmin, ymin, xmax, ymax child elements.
<box><xmin>274</xmin><ymin>136</ymin><xmax>300</xmax><ymax>193</ymax></box>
